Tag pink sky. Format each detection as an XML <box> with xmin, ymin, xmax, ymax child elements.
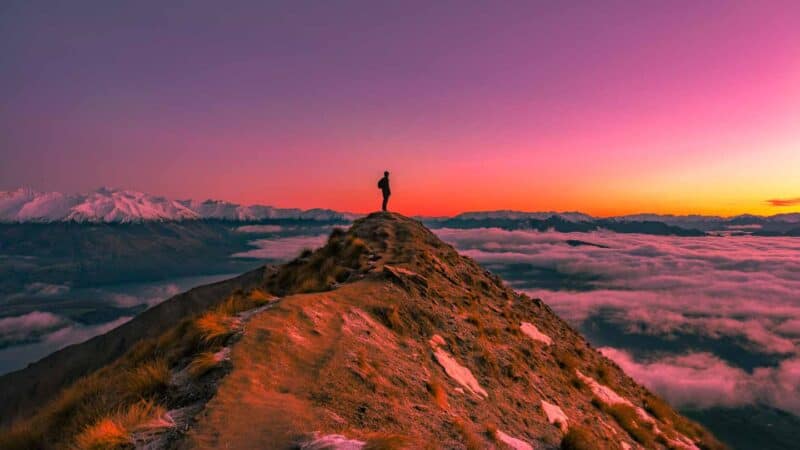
<box><xmin>1</xmin><ymin>1</ymin><xmax>799</xmax><ymax>216</ymax></box>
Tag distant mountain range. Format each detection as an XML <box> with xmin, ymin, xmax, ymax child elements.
<box><xmin>2</xmin><ymin>188</ymin><xmax>799</xmax><ymax>235</ymax></box>
<box><xmin>424</xmin><ymin>211</ymin><xmax>800</xmax><ymax>236</ymax></box>
<box><xmin>0</xmin><ymin>188</ymin><xmax>356</xmax><ymax>223</ymax></box>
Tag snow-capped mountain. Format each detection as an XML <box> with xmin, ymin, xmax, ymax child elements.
<box><xmin>0</xmin><ymin>188</ymin><xmax>198</xmax><ymax>223</ymax></box>
<box><xmin>0</xmin><ymin>188</ymin><xmax>355</xmax><ymax>223</ymax></box>
<box><xmin>177</xmin><ymin>200</ymin><xmax>357</xmax><ymax>221</ymax></box>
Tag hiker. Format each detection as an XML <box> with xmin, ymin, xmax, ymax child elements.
<box><xmin>377</xmin><ymin>171</ymin><xmax>391</xmax><ymax>211</ymax></box>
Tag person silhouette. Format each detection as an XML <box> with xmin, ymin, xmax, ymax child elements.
<box><xmin>377</xmin><ymin>171</ymin><xmax>391</xmax><ymax>211</ymax></box>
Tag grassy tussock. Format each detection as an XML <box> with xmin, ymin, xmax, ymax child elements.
<box><xmin>639</xmin><ymin>394</ymin><xmax>726</xmax><ymax>449</ymax></box>
<box><xmin>560</xmin><ymin>425</ymin><xmax>596</xmax><ymax>450</ymax></box>
<box><xmin>643</xmin><ymin>394</ymin><xmax>675</xmax><ymax>422</ymax></box>
<box><xmin>673</xmin><ymin>417</ymin><xmax>727</xmax><ymax>450</ymax></box>
<box><xmin>195</xmin><ymin>311</ymin><xmax>235</xmax><ymax>343</ymax></box>
<box><xmin>188</xmin><ymin>351</ymin><xmax>222</xmax><ymax>379</ymax></box>
<box><xmin>426</xmin><ymin>377</ymin><xmax>449</xmax><ymax>409</ymax></box>
<box><xmin>74</xmin><ymin>400</ymin><xmax>169</xmax><ymax>450</ymax></box>
<box><xmin>269</xmin><ymin>230</ymin><xmax>370</xmax><ymax>294</ymax></box>
<box><xmin>569</xmin><ymin>375</ymin><xmax>587</xmax><ymax>391</ymax></box>
<box><xmin>606</xmin><ymin>404</ymin><xmax>656</xmax><ymax>448</ymax></box>
<box><xmin>247</xmin><ymin>288</ymin><xmax>275</xmax><ymax>304</ymax></box>
<box><xmin>363</xmin><ymin>433</ymin><xmax>408</xmax><ymax>450</ymax></box>
<box><xmin>216</xmin><ymin>288</ymin><xmax>275</xmax><ymax>316</ymax></box>
<box><xmin>553</xmin><ymin>347</ymin><xmax>580</xmax><ymax>372</ymax></box>
<box><xmin>127</xmin><ymin>359</ymin><xmax>170</xmax><ymax>395</ymax></box>
<box><xmin>387</xmin><ymin>306</ymin><xmax>403</xmax><ymax>332</ymax></box>
<box><xmin>595</xmin><ymin>364</ymin><xmax>614</xmax><ymax>387</ymax></box>
<box><xmin>452</xmin><ymin>417</ymin><xmax>483</xmax><ymax>450</ymax></box>
<box><xmin>484</xmin><ymin>423</ymin><xmax>499</xmax><ymax>442</ymax></box>
<box><xmin>474</xmin><ymin>336</ymin><xmax>500</xmax><ymax>377</ymax></box>
<box><xmin>0</xmin><ymin>357</ymin><xmax>175</xmax><ymax>449</ymax></box>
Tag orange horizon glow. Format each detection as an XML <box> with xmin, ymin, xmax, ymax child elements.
<box><xmin>2</xmin><ymin>2</ymin><xmax>799</xmax><ymax>217</ymax></box>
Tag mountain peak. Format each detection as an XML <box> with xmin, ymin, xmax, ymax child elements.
<box><xmin>0</xmin><ymin>214</ymin><xmax>724</xmax><ymax>450</ymax></box>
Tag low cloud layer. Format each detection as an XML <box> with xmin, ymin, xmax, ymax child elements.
<box><xmin>0</xmin><ymin>311</ymin><xmax>65</xmax><ymax>344</ymax></box>
<box><xmin>435</xmin><ymin>227</ymin><xmax>800</xmax><ymax>414</ymax></box>
<box><xmin>0</xmin><ymin>316</ymin><xmax>132</xmax><ymax>374</ymax></box>
<box><xmin>600</xmin><ymin>348</ymin><xmax>800</xmax><ymax>415</ymax></box>
<box><xmin>231</xmin><ymin>234</ymin><xmax>328</xmax><ymax>260</ymax></box>
<box><xmin>235</xmin><ymin>224</ymin><xmax>283</xmax><ymax>233</ymax></box>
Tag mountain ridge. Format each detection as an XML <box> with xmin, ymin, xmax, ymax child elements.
<box><xmin>0</xmin><ymin>213</ymin><xmax>724</xmax><ymax>449</ymax></box>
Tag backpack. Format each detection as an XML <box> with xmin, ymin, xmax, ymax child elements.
<box><xmin>378</xmin><ymin>178</ymin><xmax>386</xmax><ymax>189</ymax></box>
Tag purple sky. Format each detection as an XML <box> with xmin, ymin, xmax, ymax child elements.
<box><xmin>2</xmin><ymin>1</ymin><xmax>799</xmax><ymax>215</ymax></box>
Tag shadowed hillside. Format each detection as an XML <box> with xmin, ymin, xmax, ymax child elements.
<box><xmin>0</xmin><ymin>213</ymin><xmax>724</xmax><ymax>450</ymax></box>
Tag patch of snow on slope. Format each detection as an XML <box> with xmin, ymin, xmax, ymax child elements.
<box><xmin>575</xmin><ymin>371</ymin><xmax>632</xmax><ymax>406</ymax></box>
<box><xmin>429</xmin><ymin>334</ymin><xmax>488</xmax><ymax>398</ymax></box>
<box><xmin>497</xmin><ymin>430</ymin><xmax>533</xmax><ymax>450</ymax></box>
<box><xmin>300</xmin><ymin>433</ymin><xmax>365</xmax><ymax>450</ymax></box>
<box><xmin>428</xmin><ymin>334</ymin><xmax>446</xmax><ymax>348</ymax></box>
<box><xmin>520</xmin><ymin>322</ymin><xmax>552</xmax><ymax>345</ymax></box>
<box><xmin>541</xmin><ymin>400</ymin><xmax>569</xmax><ymax>431</ymax></box>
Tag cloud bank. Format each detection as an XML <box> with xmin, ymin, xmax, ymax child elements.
<box><xmin>0</xmin><ymin>316</ymin><xmax>132</xmax><ymax>374</ymax></box>
<box><xmin>435</xmin><ymin>227</ymin><xmax>800</xmax><ymax>414</ymax></box>
<box><xmin>600</xmin><ymin>348</ymin><xmax>800</xmax><ymax>415</ymax></box>
<box><xmin>231</xmin><ymin>234</ymin><xmax>328</xmax><ymax>260</ymax></box>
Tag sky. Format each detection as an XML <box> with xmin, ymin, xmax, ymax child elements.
<box><xmin>2</xmin><ymin>1</ymin><xmax>799</xmax><ymax>216</ymax></box>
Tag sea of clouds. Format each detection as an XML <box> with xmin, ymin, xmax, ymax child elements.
<box><xmin>433</xmin><ymin>228</ymin><xmax>800</xmax><ymax>415</ymax></box>
<box><xmin>0</xmin><ymin>273</ymin><xmax>235</xmax><ymax>374</ymax></box>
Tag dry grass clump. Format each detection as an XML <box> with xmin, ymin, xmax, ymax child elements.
<box><xmin>560</xmin><ymin>425</ymin><xmax>596</xmax><ymax>450</ymax></box>
<box><xmin>639</xmin><ymin>394</ymin><xmax>725</xmax><ymax>449</ymax></box>
<box><xmin>673</xmin><ymin>417</ymin><xmax>727</xmax><ymax>450</ymax></box>
<box><xmin>363</xmin><ymin>433</ymin><xmax>408</xmax><ymax>450</ymax></box>
<box><xmin>643</xmin><ymin>394</ymin><xmax>675</xmax><ymax>422</ymax></box>
<box><xmin>0</xmin><ymin>357</ymin><xmax>177</xmax><ymax>449</ymax></box>
<box><xmin>595</xmin><ymin>364</ymin><xmax>614</xmax><ymax>386</ymax></box>
<box><xmin>484</xmin><ymin>423</ymin><xmax>499</xmax><ymax>442</ymax></box>
<box><xmin>569</xmin><ymin>375</ymin><xmax>587</xmax><ymax>391</ymax></box>
<box><xmin>426</xmin><ymin>377</ymin><xmax>449</xmax><ymax>409</ymax></box>
<box><xmin>553</xmin><ymin>347</ymin><xmax>581</xmax><ymax>371</ymax></box>
<box><xmin>247</xmin><ymin>288</ymin><xmax>275</xmax><ymax>304</ymax></box>
<box><xmin>606</xmin><ymin>404</ymin><xmax>656</xmax><ymax>448</ymax></box>
<box><xmin>387</xmin><ymin>306</ymin><xmax>403</xmax><ymax>332</ymax></box>
<box><xmin>269</xmin><ymin>230</ymin><xmax>371</xmax><ymax>294</ymax></box>
<box><xmin>351</xmin><ymin>351</ymin><xmax>383</xmax><ymax>392</ymax></box>
<box><xmin>452</xmin><ymin>417</ymin><xmax>483</xmax><ymax>450</ymax></box>
<box><xmin>195</xmin><ymin>311</ymin><xmax>236</xmax><ymax>343</ymax></box>
<box><xmin>474</xmin><ymin>336</ymin><xmax>500</xmax><ymax>377</ymax></box>
<box><xmin>188</xmin><ymin>351</ymin><xmax>223</xmax><ymax>379</ymax></box>
<box><xmin>74</xmin><ymin>400</ymin><xmax>170</xmax><ymax>450</ymax></box>
<box><xmin>215</xmin><ymin>288</ymin><xmax>276</xmax><ymax>316</ymax></box>
<box><xmin>127</xmin><ymin>359</ymin><xmax>170</xmax><ymax>395</ymax></box>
